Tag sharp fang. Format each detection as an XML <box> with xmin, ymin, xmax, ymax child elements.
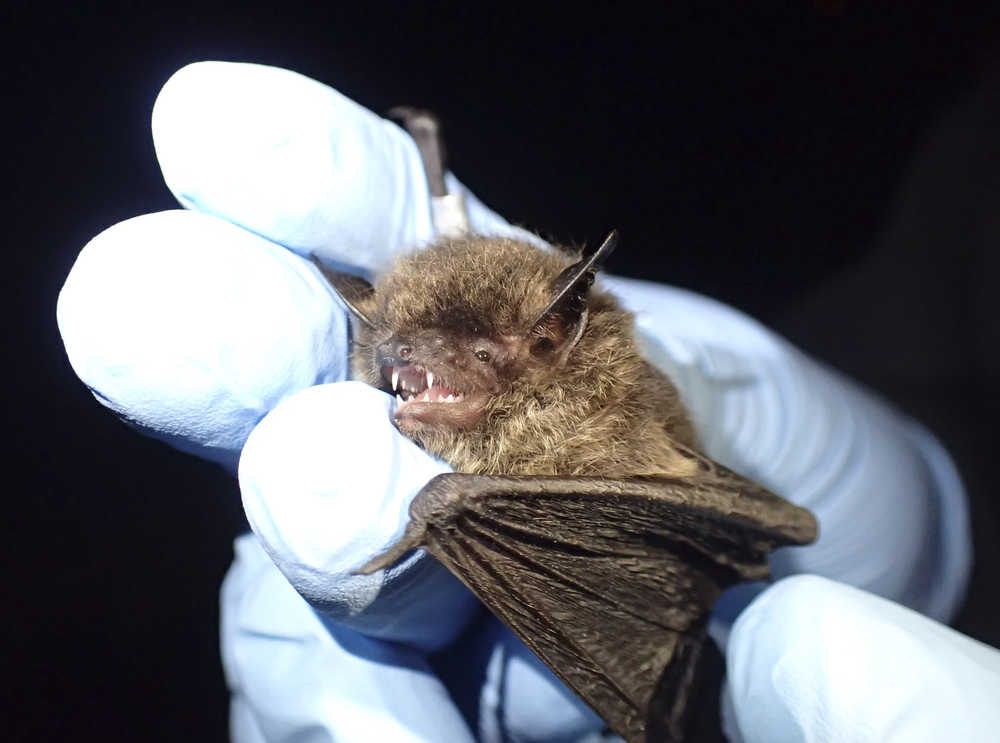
<box><xmin>422</xmin><ymin>391</ymin><xmax>431</xmax><ymax>402</ymax></box>
<box><xmin>391</xmin><ymin>368</ymin><xmax>400</xmax><ymax>391</ymax></box>
<box><xmin>427</xmin><ymin>371</ymin><xmax>434</xmax><ymax>389</ymax></box>
<box><xmin>445</xmin><ymin>394</ymin><xmax>454</xmax><ymax>402</ymax></box>
<box><xmin>396</xmin><ymin>394</ymin><xmax>404</xmax><ymax>405</ymax></box>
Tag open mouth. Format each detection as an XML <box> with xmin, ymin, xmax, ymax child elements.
<box><xmin>382</xmin><ymin>364</ymin><xmax>488</xmax><ymax>429</ymax></box>
<box><xmin>385</xmin><ymin>364</ymin><xmax>465</xmax><ymax>404</ymax></box>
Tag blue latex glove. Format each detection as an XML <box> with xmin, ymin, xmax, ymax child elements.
<box><xmin>725</xmin><ymin>575</ymin><xmax>1000</xmax><ymax>742</ymax></box>
<box><xmin>56</xmin><ymin>62</ymin><xmax>986</xmax><ymax>741</ymax></box>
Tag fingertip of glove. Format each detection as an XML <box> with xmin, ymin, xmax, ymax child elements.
<box><xmin>728</xmin><ymin>575</ymin><xmax>1000</xmax><ymax>743</ymax></box>
<box><xmin>238</xmin><ymin>382</ymin><xmax>450</xmax><ymax>578</ymax></box>
<box><xmin>58</xmin><ymin>210</ymin><xmax>348</xmax><ymax>465</ymax></box>
<box><xmin>152</xmin><ymin>61</ymin><xmax>435</xmax><ymax>264</ymax></box>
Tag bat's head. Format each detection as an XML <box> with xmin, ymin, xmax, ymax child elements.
<box><xmin>318</xmin><ymin>232</ymin><xmax>618</xmax><ymax>440</ymax></box>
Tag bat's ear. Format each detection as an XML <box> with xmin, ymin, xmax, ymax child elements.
<box><xmin>528</xmin><ymin>230</ymin><xmax>618</xmax><ymax>357</ymax></box>
<box><xmin>310</xmin><ymin>256</ymin><xmax>377</xmax><ymax>330</ymax></box>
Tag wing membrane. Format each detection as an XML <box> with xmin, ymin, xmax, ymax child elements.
<box><xmin>359</xmin><ymin>469</ymin><xmax>817</xmax><ymax>743</ymax></box>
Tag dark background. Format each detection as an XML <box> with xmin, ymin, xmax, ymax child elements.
<box><xmin>8</xmin><ymin>3</ymin><xmax>1000</xmax><ymax>740</ymax></box>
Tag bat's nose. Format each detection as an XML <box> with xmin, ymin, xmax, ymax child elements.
<box><xmin>376</xmin><ymin>339</ymin><xmax>413</xmax><ymax>368</ymax></box>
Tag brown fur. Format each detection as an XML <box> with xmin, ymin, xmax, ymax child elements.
<box><xmin>349</xmin><ymin>236</ymin><xmax>698</xmax><ymax>479</ymax></box>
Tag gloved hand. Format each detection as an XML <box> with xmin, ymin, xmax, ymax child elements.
<box><xmin>724</xmin><ymin>575</ymin><xmax>1000</xmax><ymax>743</ymax></box>
<box><xmin>57</xmin><ymin>61</ymin><xmax>980</xmax><ymax>741</ymax></box>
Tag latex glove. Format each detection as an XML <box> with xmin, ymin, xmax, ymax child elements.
<box><xmin>56</xmin><ymin>61</ymin><xmax>974</xmax><ymax>741</ymax></box>
<box><xmin>725</xmin><ymin>575</ymin><xmax>1000</xmax><ymax>743</ymax></box>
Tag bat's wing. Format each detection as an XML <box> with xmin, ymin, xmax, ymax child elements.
<box><xmin>359</xmin><ymin>452</ymin><xmax>817</xmax><ymax>743</ymax></box>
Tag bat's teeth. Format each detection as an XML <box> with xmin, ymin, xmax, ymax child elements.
<box><xmin>422</xmin><ymin>391</ymin><xmax>431</xmax><ymax>402</ymax></box>
<box><xmin>445</xmin><ymin>394</ymin><xmax>454</xmax><ymax>402</ymax></box>
<box><xmin>427</xmin><ymin>370</ymin><xmax>434</xmax><ymax>389</ymax></box>
<box><xmin>391</xmin><ymin>368</ymin><xmax>400</xmax><ymax>392</ymax></box>
<box><xmin>396</xmin><ymin>393</ymin><xmax>404</xmax><ymax>405</ymax></box>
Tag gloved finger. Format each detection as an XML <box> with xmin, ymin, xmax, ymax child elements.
<box><xmin>152</xmin><ymin>61</ymin><xmax>542</xmax><ymax>273</ymax></box>
<box><xmin>608</xmin><ymin>274</ymin><xmax>971</xmax><ymax>624</ymax></box>
<box><xmin>221</xmin><ymin>532</ymin><xmax>476</xmax><ymax>743</ymax></box>
<box><xmin>57</xmin><ymin>209</ymin><xmax>347</xmax><ymax>469</ymax></box>
<box><xmin>238</xmin><ymin>381</ymin><xmax>480</xmax><ymax>652</ymax></box>
<box><xmin>724</xmin><ymin>575</ymin><xmax>1000</xmax><ymax>743</ymax></box>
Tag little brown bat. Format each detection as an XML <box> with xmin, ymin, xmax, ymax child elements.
<box><xmin>346</xmin><ymin>232</ymin><xmax>698</xmax><ymax>478</ymax></box>
<box><xmin>312</xmin><ymin>106</ymin><xmax>816</xmax><ymax>743</ymax></box>
<box><xmin>316</xmin><ymin>231</ymin><xmax>817</xmax><ymax>743</ymax></box>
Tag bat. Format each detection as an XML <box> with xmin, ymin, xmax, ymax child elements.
<box><xmin>314</xmin><ymin>112</ymin><xmax>818</xmax><ymax>742</ymax></box>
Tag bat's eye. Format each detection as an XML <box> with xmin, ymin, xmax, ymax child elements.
<box><xmin>475</xmin><ymin>349</ymin><xmax>491</xmax><ymax>362</ymax></box>
<box><xmin>531</xmin><ymin>338</ymin><xmax>554</xmax><ymax>357</ymax></box>
<box><xmin>471</xmin><ymin>325</ymin><xmax>482</xmax><ymax>335</ymax></box>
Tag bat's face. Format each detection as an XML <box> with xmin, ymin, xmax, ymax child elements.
<box><xmin>318</xmin><ymin>232</ymin><xmax>624</xmax><ymax>473</ymax></box>
<box><xmin>372</xmin><ymin>323</ymin><xmax>515</xmax><ymax>434</ymax></box>
<box><xmin>351</xmin><ymin>237</ymin><xmax>585</xmax><ymax>438</ymax></box>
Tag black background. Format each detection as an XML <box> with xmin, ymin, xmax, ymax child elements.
<box><xmin>8</xmin><ymin>3</ymin><xmax>1000</xmax><ymax>740</ymax></box>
